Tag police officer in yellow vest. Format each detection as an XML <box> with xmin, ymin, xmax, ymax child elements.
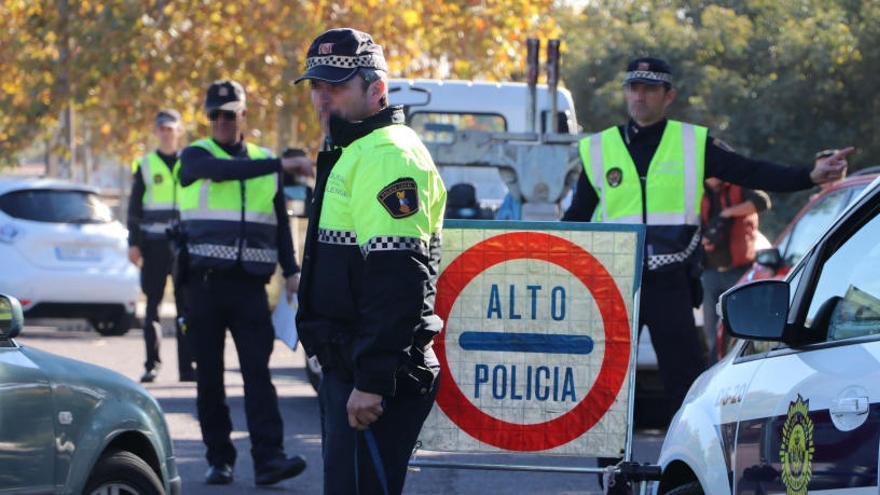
<box><xmin>294</xmin><ymin>29</ymin><xmax>446</xmax><ymax>495</ymax></box>
<box><xmin>563</xmin><ymin>57</ymin><xmax>853</xmax><ymax>418</ymax></box>
<box><xmin>127</xmin><ymin>109</ymin><xmax>195</xmax><ymax>383</ymax></box>
<box><xmin>177</xmin><ymin>80</ymin><xmax>313</xmax><ymax>486</ymax></box>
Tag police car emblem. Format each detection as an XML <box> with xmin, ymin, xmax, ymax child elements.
<box><xmin>378</xmin><ymin>178</ymin><xmax>419</xmax><ymax>219</ymax></box>
<box><xmin>153</xmin><ymin>174</ymin><xmax>163</xmax><ymax>185</ymax></box>
<box><xmin>780</xmin><ymin>394</ymin><xmax>814</xmax><ymax>495</ymax></box>
<box><xmin>606</xmin><ymin>167</ymin><xmax>623</xmax><ymax>188</ymax></box>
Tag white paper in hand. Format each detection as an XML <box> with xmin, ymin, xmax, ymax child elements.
<box><xmin>272</xmin><ymin>295</ymin><xmax>298</xmax><ymax>350</ymax></box>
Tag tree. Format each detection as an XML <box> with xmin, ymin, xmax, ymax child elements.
<box><xmin>561</xmin><ymin>0</ymin><xmax>870</xmax><ymax>235</ymax></box>
<box><xmin>0</xmin><ymin>0</ymin><xmax>560</xmax><ymax>169</ymax></box>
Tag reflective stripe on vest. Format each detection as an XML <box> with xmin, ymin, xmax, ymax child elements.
<box><xmin>178</xmin><ymin>138</ymin><xmax>279</xmax><ymax>275</ymax></box>
<box><xmin>316</xmin><ymin>125</ymin><xmax>446</xmax><ymax>259</ymax></box>
<box><xmin>579</xmin><ymin>120</ymin><xmax>707</xmax><ymax>271</ymax></box>
<box><xmin>178</xmin><ymin>140</ymin><xmax>277</xmax><ymax>226</ymax></box>
<box><xmin>134</xmin><ymin>152</ymin><xmax>179</xmax><ymax>238</ymax></box>
<box><xmin>579</xmin><ymin>120</ymin><xmax>706</xmax><ymax>226</ymax></box>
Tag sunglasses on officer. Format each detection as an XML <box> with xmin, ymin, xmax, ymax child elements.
<box><xmin>208</xmin><ymin>109</ymin><xmax>238</xmax><ymax>122</ymax></box>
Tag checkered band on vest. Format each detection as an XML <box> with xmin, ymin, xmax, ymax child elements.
<box><xmin>241</xmin><ymin>247</ymin><xmax>278</xmax><ymax>264</ymax></box>
<box><xmin>646</xmin><ymin>228</ymin><xmax>702</xmax><ymax>271</ymax></box>
<box><xmin>360</xmin><ymin>235</ymin><xmax>429</xmax><ymax>258</ymax></box>
<box><xmin>318</xmin><ymin>228</ymin><xmax>358</xmax><ymax>245</ymax></box>
<box><xmin>189</xmin><ymin>243</ymin><xmax>278</xmax><ymax>264</ymax></box>
<box><xmin>189</xmin><ymin>243</ymin><xmax>238</xmax><ymax>261</ymax></box>
<box><xmin>429</xmin><ymin>232</ymin><xmax>441</xmax><ymax>251</ymax></box>
<box><xmin>306</xmin><ymin>54</ymin><xmax>382</xmax><ymax>69</ymax></box>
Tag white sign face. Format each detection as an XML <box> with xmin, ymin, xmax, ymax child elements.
<box><xmin>418</xmin><ymin>224</ymin><xmax>642</xmax><ymax>456</ymax></box>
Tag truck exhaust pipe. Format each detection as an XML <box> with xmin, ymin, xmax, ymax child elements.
<box><xmin>526</xmin><ymin>38</ymin><xmax>540</xmax><ymax>135</ymax></box>
<box><xmin>546</xmin><ymin>39</ymin><xmax>560</xmax><ymax>135</ymax></box>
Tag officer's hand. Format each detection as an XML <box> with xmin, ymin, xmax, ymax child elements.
<box><xmin>285</xmin><ymin>273</ymin><xmax>300</xmax><ymax>303</ymax></box>
<box><xmin>701</xmin><ymin>237</ymin><xmax>715</xmax><ymax>252</ymax></box>
<box><xmin>811</xmin><ymin>146</ymin><xmax>854</xmax><ymax>185</ymax></box>
<box><xmin>128</xmin><ymin>246</ymin><xmax>142</xmax><ymax>266</ymax></box>
<box><xmin>347</xmin><ymin>388</ymin><xmax>384</xmax><ymax>431</ymax></box>
<box><xmin>281</xmin><ymin>156</ymin><xmax>316</xmax><ymax>178</ymax></box>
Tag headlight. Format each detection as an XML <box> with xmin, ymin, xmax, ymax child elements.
<box><xmin>0</xmin><ymin>223</ymin><xmax>21</xmax><ymax>244</ymax></box>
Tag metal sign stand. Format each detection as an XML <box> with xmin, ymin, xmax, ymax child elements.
<box><xmin>409</xmin><ymin>38</ymin><xmax>663</xmax><ymax>494</ymax></box>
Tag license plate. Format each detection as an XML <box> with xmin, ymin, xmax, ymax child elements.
<box><xmin>55</xmin><ymin>246</ymin><xmax>102</xmax><ymax>262</ymax></box>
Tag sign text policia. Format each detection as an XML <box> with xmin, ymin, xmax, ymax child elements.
<box><xmin>418</xmin><ymin>221</ymin><xmax>644</xmax><ymax>457</ymax></box>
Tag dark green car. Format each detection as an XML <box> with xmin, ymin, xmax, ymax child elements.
<box><xmin>0</xmin><ymin>294</ymin><xmax>180</xmax><ymax>495</ymax></box>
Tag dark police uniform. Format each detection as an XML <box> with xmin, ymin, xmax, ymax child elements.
<box><xmin>294</xmin><ymin>28</ymin><xmax>447</xmax><ymax>495</ymax></box>
<box><xmin>127</xmin><ymin>110</ymin><xmax>195</xmax><ymax>382</ymax></box>
<box><xmin>177</xmin><ymin>80</ymin><xmax>305</xmax><ymax>485</ymax></box>
<box><xmin>564</xmin><ymin>116</ymin><xmax>814</xmax><ymax>414</ymax></box>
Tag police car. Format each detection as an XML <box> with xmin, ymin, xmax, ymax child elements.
<box><xmin>655</xmin><ymin>175</ymin><xmax>880</xmax><ymax>495</ymax></box>
<box><xmin>0</xmin><ymin>178</ymin><xmax>139</xmax><ymax>335</ymax></box>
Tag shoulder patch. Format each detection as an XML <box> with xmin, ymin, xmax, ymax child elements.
<box><xmin>377</xmin><ymin>178</ymin><xmax>419</xmax><ymax>219</ymax></box>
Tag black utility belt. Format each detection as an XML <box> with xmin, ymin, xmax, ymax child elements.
<box><xmin>317</xmin><ymin>340</ymin><xmax>437</xmax><ymax>397</ymax></box>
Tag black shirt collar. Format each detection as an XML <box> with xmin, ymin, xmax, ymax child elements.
<box><xmin>329</xmin><ymin>105</ymin><xmax>405</xmax><ymax>148</ymax></box>
<box><xmin>155</xmin><ymin>149</ymin><xmax>178</xmax><ymax>168</ymax></box>
<box><xmin>210</xmin><ymin>137</ymin><xmax>247</xmax><ymax>158</ymax></box>
<box><xmin>624</xmin><ymin>118</ymin><xmax>667</xmax><ymax>145</ymax></box>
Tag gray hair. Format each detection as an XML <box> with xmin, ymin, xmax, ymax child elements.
<box><xmin>358</xmin><ymin>68</ymin><xmax>388</xmax><ymax>107</ymax></box>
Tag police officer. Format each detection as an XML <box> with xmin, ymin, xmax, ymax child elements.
<box><xmin>127</xmin><ymin>109</ymin><xmax>195</xmax><ymax>383</ymax></box>
<box><xmin>563</xmin><ymin>57</ymin><xmax>853</xmax><ymax>416</ymax></box>
<box><xmin>294</xmin><ymin>28</ymin><xmax>447</xmax><ymax>495</ymax></box>
<box><xmin>177</xmin><ymin>80</ymin><xmax>313</xmax><ymax>486</ymax></box>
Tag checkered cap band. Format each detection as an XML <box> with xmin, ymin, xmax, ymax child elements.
<box><xmin>625</xmin><ymin>70</ymin><xmax>671</xmax><ymax>83</ymax></box>
<box><xmin>646</xmin><ymin>228</ymin><xmax>701</xmax><ymax>271</ymax></box>
<box><xmin>318</xmin><ymin>228</ymin><xmax>358</xmax><ymax>245</ymax></box>
<box><xmin>360</xmin><ymin>235</ymin><xmax>430</xmax><ymax>258</ymax></box>
<box><xmin>306</xmin><ymin>54</ymin><xmax>383</xmax><ymax>70</ymax></box>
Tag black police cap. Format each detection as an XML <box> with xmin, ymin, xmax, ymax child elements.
<box><xmin>294</xmin><ymin>28</ymin><xmax>388</xmax><ymax>84</ymax></box>
<box><xmin>624</xmin><ymin>57</ymin><xmax>673</xmax><ymax>86</ymax></box>
<box><xmin>204</xmin><ymin>80</ymin><xmax>246</xmax><ymax>112</ymax></box>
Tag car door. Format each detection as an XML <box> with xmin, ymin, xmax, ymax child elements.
<box><xmin>733</xmin><ymin>191</ymin><xmax>880</xmax><ymax>494</ymax></box>
<box><xmin>0</xmin><ymin>338</ymin><xmax>55</xmax><ymax>493</ymax></box>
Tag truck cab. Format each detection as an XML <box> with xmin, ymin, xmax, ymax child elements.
<box><xmin>388</xmin><ymin>79</ymin><xmax>581</xmax><ymax>219</ymax></box>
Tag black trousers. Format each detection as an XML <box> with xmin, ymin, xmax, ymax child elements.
<box><xmin>185</xmin><ymin>273</ymin><xmax>285</xmax><ymax>467</ymax></box>
<box><xmin>140</xmin><ymin>238</ymin><xmax>194</xmax><ymax>374</ymax></box>
<box><xmin>319</xmin><ymin>367</ymin><xmax>438</xmax><ymax>495</ymax></box>
<box><xmin>641</xmin><ymin>268</ymin><xmax>708</xmax><ymax>414</ymax></box>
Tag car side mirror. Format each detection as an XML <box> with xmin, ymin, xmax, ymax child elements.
<box><xmin>755</xmin><ymin>247</ymin><xmax>783</xmax><ymax>270</ymax></box>
<box><xmin>720</xmin><ymin>280</ymin><xmax>789</xmax><ymax>341</ymax></box>
<box><xmin>0</xmin><ymin>294</ymin><xmax>24</xmax><ymax>340</ymax></box>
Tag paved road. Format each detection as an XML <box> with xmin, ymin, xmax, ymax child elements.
<box><xmin>17</xmin><ymin>324</ymin><xmax>664</xmax><ymax>494</ymax></box>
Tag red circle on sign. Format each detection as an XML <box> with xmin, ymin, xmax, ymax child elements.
<box><xmin>434</xmin><ymin>231</ymin><xmax>631</xmax><ymax>451</ymax></box>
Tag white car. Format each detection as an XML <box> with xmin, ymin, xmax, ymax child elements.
<box><xmin>655</xmin><ymin>175</ymin><xmax>880</xmax><ymax>495</ymax></box>
<box><xmin>0</xmin><ymin>177</ymin><xmax>139</xmax><ymax>335</ymax></box>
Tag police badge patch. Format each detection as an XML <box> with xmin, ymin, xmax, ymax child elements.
<box><xmin>780</xmin><ymin>394</ymin><xmax>814</xmax><ymax>495</ymax></box>
<box><xmin>378</xmin><ymin>178</ymin><xmax>419</xmax><ymax>219</ymax></box>
<box><xmin>606</xmin><ymin>167</ymin><xmax>623</xmax><ymax>188</ymax></box>
<box><xmin>153</xmin><ymin>174</ymin><xmax>164</xmax><ymax>185</ymax></box>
